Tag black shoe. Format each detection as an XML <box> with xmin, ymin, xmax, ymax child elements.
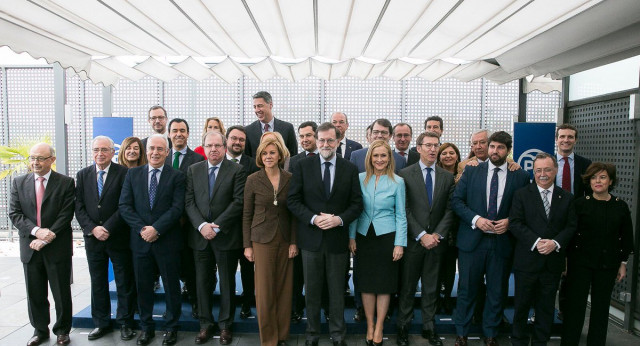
<box><xmin>397</xmin><ymin>326</ymin><xmax>409</xmax><ymax>346</ymax></box>
<box><xmin>353</xmin><ymin>306</ymin><xmax>365</xmax><ymax>322</ymax></box>
<box><xmin>240</xmin><ymin>304</ymin><xmax>252</xmax><ymax>319</ymax></box>
<box><xmin>366</xmin><ymin>340</ymin><xmax>374</xmax><ymax>346</ymax></box>
<box><xmin>136</xmin><ymin>331</ymin><xmax>155</xmax><ymax>345</ymax></box>
<box><xmin>422</xmin><ymin>329</ymin><xmax>443</xmax><ymax>346</ymax></box>
<box><xmin>372</xmin><ymin>341</ymin><xmax>383</xmax><ymax>346</ymax></box>
<box><xmin>120</xmin><ymin>326</ymin><xmax>136</xmax><ymax>341</ymax></box>
<box><xmin>305</xmin><ymin>341</ymin><xmax>318</xmax><ymax>346</ymax></box>
<box><xmin>277</xmin><ymin>341</ymin><xmax>288</xmax><ymax>346</ymax></box>
<box><xmin>291</xmin><ymin>311</ymin><xmax>303</xmax><ymax>323</ymax></box>
<box><xmin>333</xmin><ymin>341</ymin><xmax>347</xmax><ymax>346</ymax></box>
<box><xmin>162</xmin><ymin>331</ymin><xmax>178</xmax><ymax>345</ymax></box>
<box><xmin>88</xmin><ymin>327</ymin><xmax>111</xmax><ymax>340</ymax></box>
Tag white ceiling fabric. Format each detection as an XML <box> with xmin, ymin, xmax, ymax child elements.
<box><xmin>1</xmin><ymin>0</ymin><xmax>638</xmax><ymax>90</ymax></box>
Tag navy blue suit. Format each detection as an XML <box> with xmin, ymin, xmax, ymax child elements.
<box><xmin>349</xmin><ymin>147</ymin><xmax>406</xmax><ymax>173</ymax></box>
<box><xmin>119</xmin><ymin>164</ymin><xmax>186</xmax><ymax>333</ymax></box>
<box><xmin>342</xmin><ymin>138</ymin><xmax>362</xmax><ymax>161</ymax></box>
<box><xmin>451</xmin><ymin>162</ymin><xmax>529</xmax><ymax>337</ymax></box>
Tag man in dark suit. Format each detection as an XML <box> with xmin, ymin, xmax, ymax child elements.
<box><xmin>75</xmin><ymin>136</ymin><xmax>135</xmax><ymax>341</ymax></box>
<box><xmin>290</xmin><ymin>121</ymin><xmax>319</xmax><ymax>169</ymax></box>
<box><xmin>119</xmin><ymin>134</ymin><xmax>185</xmax><ymax>346</ymax></box>
<box><xmin>288</xmin><ymin>122</ymin><xmax>363</xmax><ymax>346</ymax></box>
<box><xmin>393</xmin><ymin>122</ymin><xmax>420</xmax><ymax>166</ymax></box>
<box><xmin>396</xmin><ymin>132</ymin><xmax>455</xmax><ymax>346</ymax></box>
<box><xmin>330</xmin><ymin>112</ymin><xmax>362</xmax><ymax>160</ymax></box>
<box><xmin>244</xmin><ymin>91</ymin><xmax>297</xmax><ymax>157</ymax></box>
<box><xmin>9</xmin><ymin>143</ymin><xmax>75</xmax><ymax>346</ymax></box>
<box><xmin>185</xmin><ymin>131</ymin><xmax>246</xmax><ymax>345</ymax></box>
<box><xmin>350</xmin><ymin>118</ymin><xmax>406</xmax><ymax>173</ymax></box>
<box><xmin>141</xmin><ymin>105</ymin><xmax>171</xmax><ymax>149</ymax></box>
<box><xmin>451</xmin><ymin>131</ymin><xmax>530</xmax><ymax>346</ymax></box>
<box><xmin>165</xmin><ymin>118</ymin><xmax>204</xmax><ymax>318</ymax></box>
<box><xmin>225</xmin><ymin>125</ymin><xmax>259</xmax><ymax>320</ymax></box>
<box><xmin>509</xmin><ymin>153</ymin><xmax>576</xmax><ymax>346</ymax></box>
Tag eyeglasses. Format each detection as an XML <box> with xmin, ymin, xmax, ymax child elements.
<box><xmin>418</xmin><ymin>143</ymin><xmax>440</xmax><ymax>150</ymax></box>
<box><xmin>28</xmin><ymin>156</ymin><xmax>52</xmax><ymax>162</ymax></box>
<box><xmin>371</xmin><ymin>130</ymin><xmax>390</xmax><ymax>136</ymax></box>
<box><xmin>204</xmin><ymin>144</ymin><xmax>225</xmax><ymax>150</ymax></box>
<box><xmin>317</xmin><ymin>138</ymin><xmax>337</xmax><ymax>145</ymax></box>
<box><xmin>228</xmin><ymin>136</ymin><xmax>245</xmax><ymax>143</ymax></box>
<box><xmin>534</xmin><ymin>168</ymin><xmax>555</xmax><ymax>174</ymax></box>
<box><xmin>92</xmin><ymin>148</ymin><xmax>112</xmax><ymax>153</ymax></box>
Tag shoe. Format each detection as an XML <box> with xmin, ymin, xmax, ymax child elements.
<box><xmin>291</xmin><ymin>311</ymin><xmax>303</xmax><ymax>323</ymax></box>
<box><xmin>277</xmin><ymin>341</ymin><xmax>288</xmax><ymax>346</ymax></box>
<box><xmin>305</xmin><ymin>341</ymin><xmax>319</xmax><ymax>346</ymax></box>
<box><xmin>191</xmin><ymin>303</ymin><xmax>199</xmax><ymax>319</ymax></box>
<box><xmin>56</xmin><ymin>334</ymin><xmax>70</xmax><ymax>345</ymax></box>
<box><xmin>373</xmin><ymin>341</ymin><xmax>383</xmax><ymax>346</ymax></box>
<box><xmin>195</xmin><ymin>325</ymin><xmax>216</xmax><ymax>344</ymax></box>
<box><xmin>484</xmin><ymin>337</ymin><xmax>499</xmax><ymax>346</ymax></box>
<box><xmin>27</xmin><ymin>335</ymin><xmax>49</xmax><ymax>346</ymax></box>
<box><xmin>397</xmin><ymin>326</ymin><xmax>409</xmax><ymax>346</ymax></box>
<box><xmin>239</xmin><ymin>304</ymin><xmax>252</xmax><ymax>319</ymax></box>
<box><xmin>366</xmin><ymin>340</ymin><xmax>374</xmax><ymax>346</ymax></box>
<box><xmin>422</xmin><ymin>330</ymin><xmax>443</xmax><ymax>346</ymax></box>
<box><xmin>162</xmin><ymin>331</ymin><xmax>178</xmax><ymax>345</ymax></box>
<box><xmin>219</xmin><ymin>329</ymin><xmax>233</xmax><ymax>345</ymax></box>
<box><xmin>454</xmin><ymin>335</ymin><xmax>468</xmax><ymax>346</ymax></box>
<box><xmin>353</xmin><ymin>306</ymin><xmax>365</xmax><ymax>322</ymax></box>
<box><xmin>137</xmin><ymin>331</ymin><xmax>155</xmax><ymax>345</ymax></box>
<box><xmin>333</xmin><ymin>341</ymin><xmax>347</xmax><ymax>346</ymax></box>
<box><xmin>88</xmin><ymin>327</ymin><xmax>111</xmax><ymax>340</ymax></box>
<box><xmin>120</xmin><ymin>326</ymin><xmax>136</xmax><ymax>341</ymax></box>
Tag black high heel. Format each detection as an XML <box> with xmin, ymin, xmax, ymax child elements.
<box><xmin>365</xmin><ymin>340</ymin><xmax>374</xmax><ymax>346</ymax></box>
<box><xmin>373</xmin><ymin>340</ymin><xmax>383</xmax><ymax>346</ymax></box>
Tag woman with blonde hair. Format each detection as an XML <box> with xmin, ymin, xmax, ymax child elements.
<box><xmin>195</xmin><ymin>117</ymin><xmax>226</xmax><ymax>158</ymax></box>
<box><xmin>260</xmin><ymin>131</ymin><xmax>291</xmax><ymax>171</ymax></box>
<box><xmin>118</xmin><ymin>137</ymin><xmax>147</xmax><ymax>168</ymax></box>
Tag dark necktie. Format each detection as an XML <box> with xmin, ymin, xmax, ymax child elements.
<box><xmin>323</xmin><ymin>162</ymin><xmax>332</xmax><ymax>198</ymax></box>
<box><xmin>208</xmin><ymin>166</ymin><xmax>218</xmax><ymax>200</ymax></box>
<box><xmin>232</xmin><ymin>158</ymin><xmax>239</xmax><ymax>163</ymax></box>
<box><xmin>336</xmin><ymin>144</ymin><xmax>342</xmax><ymax>156</ymax></box>
<box><xmin>97</xmin><ymin>170</ymin><xmax>105</xmax><ymax>198</ymax></box>
<box><xmin>307</xmin><ymin>152</ymin><xmax>316</xmax><ymax>157</ymax></box>
<box><xmin>487</xmin><ymin>167</ymin><xmax>500</xmax><ymax>220</ymax></box>
<box><xmin>263</xmin><ymin>123</ymin><xmax>270</xmax><ymax>133</ymax></box>
<box><xmin>173</xmin><ymin>152</ymin><xmax>180</xmax><ymax>169</ymax></box>
<box><xmin>149</xmin><ymin>169</ymin><xmax>159</xmax><ymax>208</ymax></box>
<box><xmin>425</xmin><ymin>167</ymin><xmax>433</xmax><ymax>206</ymax></box>
<box><xmin>562</xmin><ymin>156</ymin><xmax>571</xmax><ymax>192</ymax></box>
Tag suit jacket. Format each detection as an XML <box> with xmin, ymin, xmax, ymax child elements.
<box><xmin>451</xmin><ymin>162</ymin><xmax>530</xmax><ymax>257</ymax></box>
<box><xmin>350</xmin><ymin>147</ymin><xmax>406</xmax><ymax>174</ymax></box>
<box><xmin>164</xmin><ymin>147</ymin><xmax>205</xmax><ymax>175</ymax></box>
<box><xmin>509</xmin><ymin>183</ymin><xmax>577</xmax><ymax>273</ymax></box>
<box><xmin>398</xmin><ymin>164</ymin><xmax>455</xmax><ymax>254</ymax></box>
<box><xmin>75</xmin><ymin>163</ymin><xmax>129</xmax><ymax>251</ymax></box>
<box><xmin>555</xmin><ymin>153</ymin><xmax>592</xmax><ymax>197</ymax></box>
<box><xmin>456</xmin><ymin>156</ymin><xmax>515</xmax><ymax>182</ymax></box>
<box><xmin>343</xmin><ymin>138</ymin><xmax>363</xmax><ymax>161</ymax></box>
<box><xmin>118</xmin><ymin>164</ymin><xmax>185</xmax><ymax>254</ymax></box>
<box><xmin>185</xmin><ymin>159</ymin><xmax>246</xmax><ymax>251</ymax></box>
<box><xmin>243</xmin><ymin>168</ymin><xmax>297</xmax><ymax>248</ymax></box>
<box><xmin>288</xmin><ymin>151</ymin><xmax>314</xmax><ymax>174</ymax></box>
<box><xmin>10</xmin><ymin>171</ymin><xmax>75</xmax><ymax>264</ymax></box>
<box><xmin>349</xmin><ymin>173</ymin><xmax>407</xmax><ymax>247</ymax></box>
<box><xmin>395</xmin><ymin>149</ymin><xmax>420</xmax><ymax>167</ymax></box>
<box><xmin>238</xmin><ymin>154</ymin><xmax>260</xmax><ymax>179</ymax></box>
<box><xmin>288</xmin><ymin>155</ymin><xmax>363</xmax><ymax>253</ymax></box>
<box><xmin>244</xmin><ymin>118</ymin><xmax>298</xmax><ymax>158</ymax></box>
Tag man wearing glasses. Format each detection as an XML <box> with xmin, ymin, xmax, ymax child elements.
<box><xmin>141</xmin><ymin>105</ymin><xmax>172</xmax><ymax>150</ymax></box>
<box><xmin>393</xmin><ymin>123</ymin><xmax>420</xmax><ymax>166</ymax></box>
<box><xmin>349</xmin><ymin>119</ymin><xmax>406</xmax><ymax>173</ymax></box>
<box><xmin>10</xmin><ymin>143</ymin><xmax>75</xmax><ymax>346</ymax></box>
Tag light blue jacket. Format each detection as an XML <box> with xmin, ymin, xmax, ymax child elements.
<box><xmin>349</xmin><ymin>173</ymin><xmax>407</xmax><ymax>247</ymax></box>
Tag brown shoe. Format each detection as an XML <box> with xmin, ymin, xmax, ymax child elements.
<box><xmin>27</xmin><ymin>335</ymin><xmax>49</xmax><ymax>346</ymax></box>
<box><xmin>484</xmin><ymin>337</ymin><xmax>499</xmax><ymax>346</ymax></box>
<box><xmin>195</xmin><ymin>325</ymin><xmax>216</xmax><ymax>344</ymax></box>
<box><xmin>56</xmin><ymin>334</ymin><xmax>70</xmax><ymax>345</ymax></box>
<box><xmin>219</xmin><ymin>329</ymin><xmax>232</xmax><ymax>345</ymax></box>
<box><xmin>454</xmin><ymin>335</ymin><xmax>468</xmax><ymax>346</ymax></box>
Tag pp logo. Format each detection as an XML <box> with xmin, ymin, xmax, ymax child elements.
<box><xmin>517</xmin><ymin>148</ymin><xmax>543</xmax><ymax>173</ymax></box>
<box><xmin>113</xmin><ymin>143</ymin><xmax>121</xmax><ymax>163</ymax></box>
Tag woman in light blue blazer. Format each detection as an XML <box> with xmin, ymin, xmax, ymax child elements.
<box><xmin>349</xmin><ymin>140</ymin><xmax>407</xmax><ymax>346</ymax></box>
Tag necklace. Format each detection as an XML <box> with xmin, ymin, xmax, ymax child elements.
<box><xmin>273</xmin><ymin>187</ymin><xmax>278</xmax><ymax>206</ymax></box>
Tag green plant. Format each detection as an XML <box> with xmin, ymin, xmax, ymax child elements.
<box><xmin>0</xmin><ymin>137</ymin><xmax>55</xmax><ymax>180</ymax></box>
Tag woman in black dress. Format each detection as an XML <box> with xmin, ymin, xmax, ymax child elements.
<box><xmin>561</xmin><ymin>162</ymin><xmax>634</xmax><ymax>346</ymax></box>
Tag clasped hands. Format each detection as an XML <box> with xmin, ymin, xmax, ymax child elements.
<box><xmin>313</xmin><ymin>212</ymin><xmax>341</xmax><ymax>229</ymax></box>
<box><xmin>31</xmin><ymin>228</ymin><xmax>55</xmax><ymax>251</ymax></box>
<box><xmin>536</xmin><ymin>239</ymin><xmax>557</xmax><ymax>255</ymax></box>
<box><xmin>140</xmin><ymin>226</ymin><xmax>159</xmax><ymax>243</ymax></box>
<box><xmin>200</xmin><ymin>223</ymin><xmax>220</xmax><ymax>240</ymax></box>
<box><xmin>475</xmin><ymin>217</ymin><xmax>509</xmax><ymax>234</ymax></box>
<box><xmin>91</xmin><ymin>226</ymin><xmax>110</xmax><ymax>241</ymax></box>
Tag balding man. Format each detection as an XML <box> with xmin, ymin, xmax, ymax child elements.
<box><xmin>10</xmin><ymin>143</ymin><xmax>75</xmax><ymax>346</ymax></box>
<box><xmin>330</xmin><ymin>112</ymin><xmax>362</xmax><ymax>160</ymax></box>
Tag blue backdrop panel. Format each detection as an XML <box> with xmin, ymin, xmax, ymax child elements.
<box><xmin>514</xmin><ymin>122</ymin><xmax>556</xmax><ymax>179</ymax></box>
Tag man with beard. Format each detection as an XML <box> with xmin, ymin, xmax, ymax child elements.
<box><xmin>288</xmin><ymin>122</ymin><xmax>363</xmax><ymax>346</ymax></box>
<box><xmin>451</xmin><ymin>131</ymin><xmax>530</xmax><ymax>346</ymax></box>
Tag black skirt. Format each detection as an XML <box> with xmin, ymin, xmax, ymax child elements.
<box><xmin>355</xmin><ymin>224</ymin><xmax>399</xmax><ymax>294</ymax></box>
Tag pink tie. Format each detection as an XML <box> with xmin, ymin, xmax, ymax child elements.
<box><xmin>264</xmin><ymin>123</ymin><xmax>270</xmax><ymax>132</ymax></box>
<box><xmin>36</xmin><ymin>177</ymin><xmax>45</xmax><ymax>227</ymax></box>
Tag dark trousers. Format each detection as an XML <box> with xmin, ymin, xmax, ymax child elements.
<box><xmin>560</xmin><ymin>263</ymin><xmax>617</xmax><ymax>346</ymax></box>
<box><xmin>292</xmin><ymin>254</ymin><xmax>305</xmax><ymax>313</ymax></box>
<box><xmin>194</xmin><ymin>244</ymin><xmax>239</xmax><ymax>329</ymax></box>
<box><xmin>397</xmin><ymin>240</ymin><xmax>443</xmax><ymax>330</ymax></box>
<box><xmin>302</xmin><ymin>249</ymin><xmax>349</xmax><ymax>342</ymax></box>
<box><xmin>239</xmin><ymin>255</ymin><xmax>255</xmax><ymax>307</ymax></box>
<box><xmin>24</xmin><ymin>251</ymin><xmax>72</xmax><ymax>337</ymax></box>
<box><xmin>133</xmin><ymin>246</ymin><xmax>181</xmax><ymax>332</ymax></box>
<box><xmin>455</xmin><ymin>236</ymin><xmax>509</xmax><ymax>337</ymax></box>
<box><xmin>512</xmin><ymin>270</ymin><xmax>560</xmax><ymax>346</ymax></box>
<box><xmin>86</xmin><ymin>245</ymin><xmax>135</xmax><ymax>328</ymax></box>
<box><xmin>438</xmin><ymin>244</ymin><xmax>458</xmax><ymax>306</ymax></box>
<box><xmin>180</xmin><ymin>246</ymin><xmax>197</xmax><ymax>305</ymax></box>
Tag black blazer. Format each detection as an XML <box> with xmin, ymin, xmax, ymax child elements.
<box><xmin>164</xmin><ymin>147</ymin><xmax>204</xmax><ymax>174</ymax></box>
<box><xmin>573</xmin><ymin>153</ymin><xmax>592</xmax><ymax>197</ymax></box>
<box><xmin>407</xmin><ymin>150</ymin><xmax>420</xmax><ymax>166</ymax></box>
<box><xmin>10</xmin><ymin>171</ymin><xmax>75</xmax><ymax>263</ymax></box>
<box><xmin>288</xmin><ymin>152</ymin><xmax>311</xmax><ymax>173</ymax></box>
<box><xmin>287</xmin><ymin>155</ymin><xmax>363</xmax><ymax>253</ymax></box>
<box><xmin>343</xmin><ymin>138</ymin><xmax>363</xmax><ymax>161</ymax></box>
<box><xmin>238</xmin><ymin>154</ymin><xmax>260</xmax><ymax>179</ymax></box>
<box><xmin>118</xmin><ymin>164</ymin><xmax>185</xmax><ymax>254</ymax></box>
<box><xmin>509</xmin><ymin>183</ymin><xmax>577</xmax><ymax>273</ymax></box>
<box><xmin>244</xmin><ymin>118</ymin><xmax>298</xmax><ymax>158</ymax></box>
<box><xmin>75</xmin><ymin>163</ymin><xmax>129</xmax><ymax>251</ymax></box>
<box><xmin>185</xmin><ymin>159</ymin><xmax>246</xmax><ymax>251</ymax></box>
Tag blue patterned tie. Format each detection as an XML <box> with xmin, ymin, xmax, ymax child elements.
<box><xmin>323</xmin><ymin>162</ymin><xmax>332</xmax><ymax>198</ymax></box>
<box><xmin>487</xmin><ymin>167</ymin><xmax>500</xmax><ymax>220</ymax></box>
<box><xmin>149</xmin><ymin>169</ymin><xmax>159</xmax><ymax>208</ymax></box>
<box><xmin>208</xmin><ymin>166</ymin><xmax>218</xmax><ymax>200</ymax></box>
<box><xmin>425</xmin><ymin>167</ymin><xmax>433</xmax><ymax>207</ymax></box>
<box><xmin>542</xmin><ymin>189</ymin><xmax>550</xmax><ymax>219</ymax></box>
<box><xmin>97</xmin><ymin>170</ymin><xmax>105</xmax><ymax>198</ymax></box>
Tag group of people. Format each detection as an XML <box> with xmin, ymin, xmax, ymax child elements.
<box><xmin>9</xmin><ymin>90</ymin><xmax>634</xmax><ymax>346</ymax></box>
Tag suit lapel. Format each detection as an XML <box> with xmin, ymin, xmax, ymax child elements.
<box><xmin>194</xmin><ymin>162</ymin><xmax>209</xmax><ymax>206</ymax></box>
<box><xmin>479</xmin><ymin>164</ymin><xmax>489</xmax><ymax>213</ymax></box>
<box><xmin>141</xmin><ymin>165</ymin><xmax>152</xmax><ymax>209</ymax></box>
<box><xmin>311</xmin><ymin>156</ymin><xmax>325</xmax><ymax>199</ymax></box>
<box><xmin>41</xmin><ymin>171</ymin><xmax>58</xmax><ymax>205</ymax></box>
<box><xmin>410</xmin><ymin>164</ymin><xmax>430</xmax><ymax>207</ymax></box>
<box><xmin>99</xmin><ymin>164</ymin><xmax>116</xmax><ymax>202</ymax></box>
<box><xmin>210</xmin><ymin>159</ymin><xmax>230</xmax><ymax>200</ymax></box>
<box><xmin>24</xmin><ymin>173</ymin><xmax>36</xmax><ymax>211</ymax></box>
<box><xmin>531</xmin><ymin>184</ymin><xmax>549</xmax><ymax>221</ymax></box>
<box><xmin>548</xmin><ymin>186</ymin><xmax>565</xmax><ymax>221</ymax></box>
<box><xmin>432</xmin><ymin>166</ymin><xmax>448</xmax><ymax>210</ymax></box>
<box><xmin>88</xmin><ymin>165</ymin><xmax>100</xmax><ymax>202</ymax></box>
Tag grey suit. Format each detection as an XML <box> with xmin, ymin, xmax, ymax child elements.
<box><xmin>397</xmin><ymin>163</ymin><xmax>455</xmax><ymax>331</ymax></box>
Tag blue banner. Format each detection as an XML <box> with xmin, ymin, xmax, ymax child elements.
<box><xmin>92</xmin><ymin>117</ymin><xmax>134</xmax><ymax>164</ymax></box>
<box><xmin>513</xmin><ymin>122</ymin><xmax>556</xmax><ymax>179</ymax></box>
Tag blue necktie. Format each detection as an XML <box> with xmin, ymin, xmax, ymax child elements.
<box><xmin>149</xmin><ymin>168</ymin><xmax>159</xmax><ymax>208</ymax></box>
<box><xmin>208</xmin><ymin>166</ymin><xmax>218</xmax><ymax>200</ymax></box>
<box><xmin>425</xmin><ymin>167</ymin><xmax>433</xmax><ymax>207</ymax></box>
<box><xmin>487</xmin><ymin>167</ymin><xmax>500</xmax><ymax>220</ymax></box>
<box><xmin>323</xmin><ymin>162</ymin><xmax>332</xmax><ymax>198</ymax></box>
<box><xmin>97</xmin><ymin>170</ymin><xmax>105</xmax><ymax>198</ymax></box>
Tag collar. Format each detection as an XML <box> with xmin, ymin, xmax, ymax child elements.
<box><xmin>419</xmin><ymin>160</ymin><xmax>437</xmax><ymax>171</ymax></box>
<box><xmin>476</xmin><ymin>156</ymin><xmax>488</xmax><ymax>163</ymax></box>
<box><xmin>148</xmin><ymin>164</ymin><xmax>164</xmax><ymax>173</ymax></box>
<box><xmin>208</xmin><ymin>160</ymin><xmax>223</xmax><ymax>170</ymax></box>
<box><xmin>260</xmin><ymin>117</ymin><xmax>275</xmax><ymax>131</ymax></box>
<box><xmin>305</xmin><ymin>149</ymin><xmax>319</xmax><ymax>155</ymax></box>
<box><xmin>557</xmin><ymin>152</ymin><xmax>575</xmax><ymax>160</ymax></box>
<box><xmin>340</xmin><ymin>137</ymin><xmax>347</xmax><ymax>146</ymax></box>
<box><xmin>35</xmin><ymin>170</ymin><xmax>52</xmax><ymax>181</ymax></box>
<box><xmin>172</xmin><ymin>147</ymin><xmax>188</xmax><ymax>156</ymax></box>
<box><xmin>226</xmin><ymin>153</ymin><xmax>242</xmax><ymax>161</ymax></box>
<box><xmin>487</xmin><ymin>160</ymin><xmax>508</xmax><ymax>172</ymax></box>
<box><xmin>537</xmin><ymin>183</ymin><xmax>555</xmax><ymax>194</ymax></box>
<box><xmin>95</xmin><ymin>163</ymin><xmax>111</xmax><ymax>173</ymax></box>
<box><xmin>320</xmin><ymin>153</ymin><xmax>337</xmax><ymax>167</ymax></box>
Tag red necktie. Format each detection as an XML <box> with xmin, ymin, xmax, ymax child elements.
<box><xmin>263</xmin><ymin>123</ymin><xmax>270</xmax><ymax>132</ymax></box>
<box><xmin>307</xmin><ymin>152</ymin><xmax>316</xmax><ymax>157</ymax></box>
<box><xmin>36</xmin><ymin>177</ymin><xmax>45</xmax><ymax>227</ymax></box>
<box><xmin>562</xmin><ymin>156</ymin><xmax>571</xmax><ymax>192</ymax></box>
<box><xmin>399</xmin><ymin>151</ymin><xmax>406</xmax><ymax>157</ymax></box>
